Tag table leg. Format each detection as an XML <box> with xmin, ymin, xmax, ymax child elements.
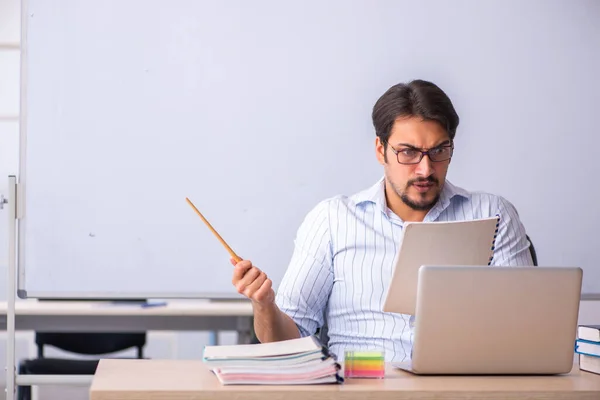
<box><xmin>236</xmin><ymin>316</ymin><xmax>253</xmax><ymax>344</ymax></box>
<box><xmin>208</xmin><ymin>331</ymin><xmax>219</xmax><ymax>345</ymax></box>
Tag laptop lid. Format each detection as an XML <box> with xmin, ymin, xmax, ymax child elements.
<box><xmin>408</xmin><ymin>266</ymin><xmax>582</xmax><ymax>375</ymax></box>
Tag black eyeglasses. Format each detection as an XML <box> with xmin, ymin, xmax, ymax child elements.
<box><xmin>387</xmin><ymin>142</ymin><xmax>454</xmax><ymax>165</ymax></box>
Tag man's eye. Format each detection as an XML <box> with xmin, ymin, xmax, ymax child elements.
<box><xmin>400</xmin><ymin>149</ymin><xmax>419</xmax><ymax>157</ymax></box>
<box><xmin>430</xmin><ymin>148</ymin><xmax>444</xmax><ymax>155</ymax></box>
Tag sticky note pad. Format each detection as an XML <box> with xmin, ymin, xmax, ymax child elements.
<box><xmin>344</xmin><ymin>350</ymin><xmax>385</xmax><ymax>378</ymax></box>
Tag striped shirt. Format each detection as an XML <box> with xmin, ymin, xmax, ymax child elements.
<box><xmin>275</xmin><ymin>177</ymin><xmax>534</xmax><ymax>363</ymax></box>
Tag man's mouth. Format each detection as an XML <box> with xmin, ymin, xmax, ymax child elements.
<box><xmin>411</xmin><ymin>180</ymin><xmax>436</xmax><ymax>193</ymax></box>
<box><xmin>413</xmin><ymin>183</ymin><xmax>433</xmax><ymax>193</ymax></box>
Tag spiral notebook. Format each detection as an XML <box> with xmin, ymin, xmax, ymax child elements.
<box><xmin>382</xmin><ymin>216</ymin><xmax>500</xmax><ymax>316</ymax></box>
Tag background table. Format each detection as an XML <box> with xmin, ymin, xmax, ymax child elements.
<box><xmin>0</xmin><ymin>299</ymin><xmax>254</xmax><ymax>341</ymax></box>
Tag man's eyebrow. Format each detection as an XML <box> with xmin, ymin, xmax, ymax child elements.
<box><xmin>394</xmin><ymin>140</ymin><xmax>451</xmax><ymax>149</ymax></box>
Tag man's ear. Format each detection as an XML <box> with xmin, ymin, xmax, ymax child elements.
<box><xmin>375</xmin><ymin>137</ymin><xmax>386</xmax><ymax>165</ymax></box>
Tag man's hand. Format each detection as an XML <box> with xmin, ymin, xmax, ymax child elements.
<box><xmin>230</xmin><ymin>258</ymin><xmax>300</xmax><ymax>343</ymax></box>
<box><xmin>231</xmin><ymin>259</ymin><xmax>275</xmax><ymax>306</ymax></box>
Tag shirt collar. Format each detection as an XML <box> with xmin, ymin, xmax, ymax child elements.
<box><xmin>353</xmin><ymin>177</ymin><xmax>387</xmax><ymax>211</ymax></box>
<box><xmin>439</xmin><ymin>179</ymin><xmax>471</xmax><ymax>204</ymax></box>
<box><xmin>353</xmin><ymin>177</ymin><xmax>471</xmax><ymax>217</ymax></box>
<box><xmin>425</xmin><ymin>179</ymin><xmax>471</xmax><ymax>221</ymax></box>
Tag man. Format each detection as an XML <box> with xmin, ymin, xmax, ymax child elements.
<box><xmin>230</xmin><ymin>79</ymin><xmax>534</xmax><ymax>362</ymax></box>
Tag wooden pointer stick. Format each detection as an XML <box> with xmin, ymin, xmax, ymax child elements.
<box><xmin>185</xmin><ymin>197</ymin><xmax>242</xmax><ymax>263</ymax></box>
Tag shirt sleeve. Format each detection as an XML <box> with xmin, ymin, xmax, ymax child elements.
<box><xmin>490</xmin><ymin>196</ymin><xmax>535</xmax><ymax>266</ymax></box>
<box><xmin>275</xmin><ymin>199</ymin><xmax>334</xmax><ymax>337</ymax></box>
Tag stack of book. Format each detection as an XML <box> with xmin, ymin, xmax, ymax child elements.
<box><xmin>202</xmin><ymin>336</ymin><xmax>343</xmax><ymax>385</ymax></box>
<box><xmin>575</xmin><ymin>324</ymin><xmax>600</xmax><ymax>375</ymax></box>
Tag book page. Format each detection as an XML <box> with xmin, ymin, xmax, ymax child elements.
<box><xmin>203</xmin><ymin>336</ymin><xmax>321</xmax><ymax>359</ymax></box>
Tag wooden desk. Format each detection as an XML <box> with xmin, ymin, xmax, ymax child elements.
<box><xmin>0</xmin><ymin>299</ymin><xmax>254</xmax><ymax>340</ymax></box>
<box><xmin>90</xmin><ymin>359</ymin><xmax>600</xmax><ymax>400</ymax></box>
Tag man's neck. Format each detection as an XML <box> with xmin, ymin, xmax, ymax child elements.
<box><xmin>384</xmin><ymin>180</ymin><xmax>430</xmax><ymax>222</ymax></box>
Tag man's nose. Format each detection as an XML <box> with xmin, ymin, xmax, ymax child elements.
<box><xmin>414</xmin><ymin>155</ymin><xmax>434</xmax><ymax>177</ymax></box>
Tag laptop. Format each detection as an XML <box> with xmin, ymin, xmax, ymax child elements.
<box><xmin>394</xmin><ymin>266</ymin><xmax>582</xmax><ymax>375</ymax></box>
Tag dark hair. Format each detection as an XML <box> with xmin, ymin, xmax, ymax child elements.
<box><xmin>372</xmin><ymin>79</ymin><xmax>459</xmax><ymax>145</ymax></box>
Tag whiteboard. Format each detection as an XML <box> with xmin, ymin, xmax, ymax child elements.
<box><xmin>18</xmin><ymin>0</ymin><xmax>600</xmax><ymax>299</ymax></box>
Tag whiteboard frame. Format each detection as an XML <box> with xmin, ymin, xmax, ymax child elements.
<box><xmin>6</xmin><ymin>176</ymin><xmax>17</xmax><ymax>400</ymax></box>
<box><xmin>15</xmin><ymin>0</ymin><xmax>245</xmax><ymax>299</ymax></box>
<box><xmin>15</xmin><ymin>0</ymin><xmax>244</xmax><ymax>299</ymax></box>
<box><xmin>16</xmin><ymin>0</ymin><xmax>28</xmax><ymax>299</ymax></box>
<box><xmin>14</xmin><ymin>0</ymin><xmax>600</xmax><ymax>300</ymax></box>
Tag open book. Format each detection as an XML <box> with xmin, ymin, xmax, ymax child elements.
<box><xmin>382</xmin><ymin>216</ymin><xmax>500</xmax><ymax>316</ymax></box>
<box><xmin>203</xmin><ymin>336</ymin><xmax>343</xmax><ymax>385</ymax></box>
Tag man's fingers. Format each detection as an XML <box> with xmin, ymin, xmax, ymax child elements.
<box><xmin>231</xmin><ymin>260</ymin><xmax>253</xmax><ymax>283</ymax></box>
<box><xmin>253</xmin><ymin>278</ymin><xmax>273</xmax><ymax>303</ymax></box>
<box><xmin>230</xmin><ymin>260</ymin><xmax>272</xmax><ymax>304</ymax></box>
<box><xmin>236</xmin><ymin>267</ymin><xmax>261</xmax><ymax>293</ymax></box>
<box><xmin>243</xmin><ymin>272</ymin><xmax>267</xmax><ymax>298</ymax></box>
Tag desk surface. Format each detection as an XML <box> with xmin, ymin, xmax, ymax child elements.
<box><xmin>0</xmin><ymin>299</ymin><xmax>253</xmax><ymax>316</ymax></box>
<box><xmin>90</xmin><ymin>359</ymin><xmax>600</xmax><ymax>400</ymax></box>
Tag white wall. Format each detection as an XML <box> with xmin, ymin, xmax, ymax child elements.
<box><xmin>0</xmin><ymin>0</ymin><xmax>599</xmax><ymax>399</ymax></box>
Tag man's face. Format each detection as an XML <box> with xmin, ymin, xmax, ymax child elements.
<box><xmin>376</xmin><ymin>116</ymin><xmax>452</xmax><ymax>212</ymax></box>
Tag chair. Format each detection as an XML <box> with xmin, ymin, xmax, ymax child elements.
<box><xmin>17</xmin><ymin>332</ymin><xmax>146</xmax><ymax>400</ymax></box>
<box><xmin>526</xmin><ymin>234</ymin><xmax>538</xmax><ymax>266</ymax></box>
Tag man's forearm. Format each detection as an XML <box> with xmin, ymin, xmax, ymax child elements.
<box><xmin>252</xmin><ymin>302</ymin><xmax>301</xmax><ymax>343</ymax></box>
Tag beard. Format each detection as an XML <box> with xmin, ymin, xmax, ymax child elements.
<box><xmin>393</xmin><ymin>176</ymin><xmax>441</xmax><ymax>211</ymax></box>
